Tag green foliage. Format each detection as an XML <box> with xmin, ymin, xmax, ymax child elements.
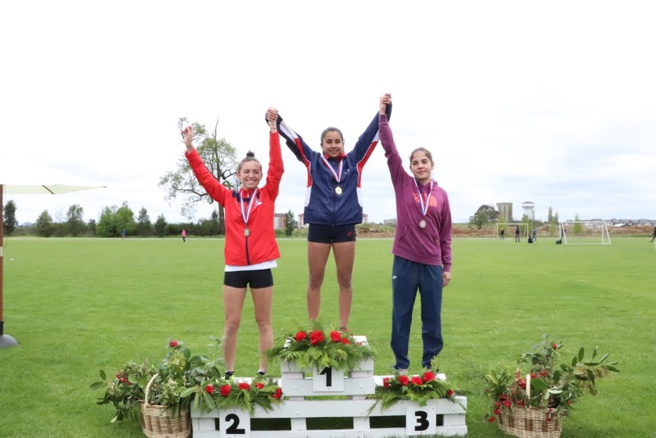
<box><xmin>66</xmin><ymin>204</ymin><xmax>85</xmax><ymax>236</ymax></box>
<box><xmin>91</xmin><ymin>338</ymin><xmax>225</xmax><ymax>423</ymax></box>
<box><xmin>159</xmin><ymin>117</ymin><xmax>238</xmax><ymax>228</ymax></box>
<box><xmin>469</xmin><ymin>204</ymin><xmax>498</xmax><ymax>229</ymax></box>
<box><xmin>35</xmin><ymin>210</ymin><xmax>54</xmax><ymax>237</ymax></box>
<box><xmin>284</xmin><ymin>209</ymin><xmax>295</xmax><ymax>237</ymax></box>
<box><xmin>266</xmin><ymin>321</ymin><xmax>375</xmax><ymax>372</ymax></box>
<box><xmin>484</xmin><ymin>335</ymin><xmax>619</xmax><ymax>423</ymax></box>
<box><xmin>3</xmin><ymin>199</ymin><xmax>18</xmax><ymax>234</ymax></box>
<box><xmin>370</xmin><ymin>370</ymin><xmax>462</xmax><ymax>412</ymax></box>
<box><xmin>182</xmin><ymin>375</ymin><xmax>283</xmax><ymax>414</ymax></box>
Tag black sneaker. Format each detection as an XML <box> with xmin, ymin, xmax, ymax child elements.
<box><xmin>257</xmin><ymin>370</ymin><xmax>266</xmax><ymax>377</ymax></box>
<box><xmin>224</xmin><ymin>370</ymin><xmax>235</xmax><ymax>380</ymax></box>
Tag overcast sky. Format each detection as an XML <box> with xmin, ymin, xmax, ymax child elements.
<box><xmin>2</xmin><ymin>1</ymin><xmax>655</xmax><ymax>225</ymax></box>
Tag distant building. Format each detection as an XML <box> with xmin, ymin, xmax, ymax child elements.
<box><xmin>497</xmin><ymin>202</ymin><xmax>512</xmax><ymax>222</ymax></box>
<box><xmin>273</xmin><ymin>213</ymin><xmax>285</xmax><ymax>230</ymax></box>
<box><xmin>383</xmin><ymin>218</ymin><xmax>397</xmax><ymax>225</ymax></box>
<box><xmin>522</xmin><ymin>201</ymin><xmax>535</xmax><ymax>221</ymax></box>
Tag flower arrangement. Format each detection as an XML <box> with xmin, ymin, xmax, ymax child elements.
<box><xmin>266</xmin><ymin>321</ymin><xmax>375</xmax><ymax>371</ymax></box>
<box><xmin>484</xmin><ymin>335</ymin><xmax>619</xmax><ymax>427</ymax></box>
<box><xmin>91</xmin><ymin>337</ymin><xmax>224</xmax><ymax>422</ymax></box>
<box><xmin>370</xmin><ymin>370</ymin><xmax>462</xmax><ymax>411</ymax></box>
<box><xmin>182</xmin><ymin>375</ymin><xmax>283</xmax><ymax>414</ymax></box>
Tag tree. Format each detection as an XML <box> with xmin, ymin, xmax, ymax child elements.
<box><xmin>97</xmin><ymin>206</ymin><xmax>118</xmax><ymax>237</ymax></box>
<box><xmin>66</xmin><ymin>204</ymin><xmax>85</xmax><ymax>236</ymax></box>
<box><xmin>36</xmin><ymin>210</ymin><xmax>54</xmax><ymax>237</ymax></box>
<box><xmin>547</xmin><ymin>206</ymin><xmax>553</xmax><ymax>223</ymax></box>
<box><xmin>3</xmin><ymin>200</ymin><xmax>18</xmax><ymax>235</ymax></box>
<box><xmin>154</xmin><ymin>214</ymin><xmax>167</xmax><ymax>237</ymax></box>
<box><xmin>468</xmin><ymin>204</ymin><xmax>498</xmax><ymax>229</ymax></box>
<box><xmin>136</xmin><ymin>207</ymin><xmax>152</xmax><ymax>236</ymax></box>
<box><xmin>284</xmin><ymin>210</ymin><xmax>295</xmax><ymax>237</ymax></box>
<box><xmin>159</xmin><ymin>117</ymin><xmax>239</xmax><ymax>235</ymax></box>
<box><xmin>114</xmin><ymin>202</ymin><xmax>136</xmax><ymax>236</ymax></box>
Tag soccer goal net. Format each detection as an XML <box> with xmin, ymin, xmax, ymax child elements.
<box><xmin>496</xmin><ymin>223</ymin><xmax>530</xmax><ymax>240</ymax></box>
<box><xmin>558</xmin><ymin>221</ymin><xmax>611</xmax><ymax>245</ymax></box>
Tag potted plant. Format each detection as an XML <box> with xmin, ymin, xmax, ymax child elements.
<box><xmin>182</xmin><ymin>375</ymin><xmax>283</xmax><ymax>414</ymax></box>
<box><xmin>92</xmin><ymin>337</ymin><xmax>225</xmax><ymax>437</ymax></box>
<box><xmin>265</xmin><ymin>321</ymin><xmax>375</xmax><ymax>372</ymax></box>
<box><xmin>484</xmin><ymin>334</ymin><xmax>619</xmax><ymax>437</ymax></box>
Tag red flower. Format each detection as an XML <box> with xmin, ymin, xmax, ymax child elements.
<box><xmin>238</xmin><ymin>382</ymin><xmax>251</xmax><ymax>391</ymax></box>
<box><xmin>219</xmin><ymin>384</ymin><xmax>231</xmax><ymax>396</ymax></box>
<box><xmin>272</xmin><ymin>388</ymin><xmax>283</xmax><ymax>399</ymax></box>
<box><xmin>169</xmin><ymin>340</ymin><xmax>178</xmax><ymax>348</ymax></box>
<box><xmin>255</xmin><ymin>382</ymin><xmax>264</xmax><ymax>389</ymax></box>
<box><xmin>411</xmin><ymin>376</ymin><xmax>423</xmax><ymax>386</ymax></box>
<box><xmin>383</xmin><ymin>377</ymin><xmax>390</xmax><ymax>388</ymax></box>
<box><xmin>205</xmin><ymin>384</ymin><xmax>214</xmax><ymax>394</ymax></box>
<box><xmin>502</xmin><ymin>400</ymin><xmax>512</xmax><ymax>408</ymax></box>
<box><xmin>447</xmin><ymin>389</ymin><xmax>454</xmax><ymax>397</ymax></box>
<box><xmin>494</xmin><ymin>408</ymin><xmax>501</xmax><ymax>415</ymax></box>
<box><xmin>309</xmin><ymin>330</ymin><xmax>324</xmax><ymax>345</ymax></box>
<box><xmin>341</xmin><ymin>338</ymin><xmax>350</xmax><ymax>345</ymax></box>
<box><xmin>398</xmin><ymin>375</ymin><xmax>409</xmax><ymax>386</ymax></box>
<box><xmin>295</xmin><ymin>331</ymin><xmax>307</xmax><ymax>342</ymax></box>
<box><xmin>422</xmin><ymin>371</ymin><xmax>435</xmax><ymax>382</ymax></box>
<box><xmin>551</xmin><ymin>342</ymin><xmax>558</xmax><ymax>349</ymax></box>
<box><xmin>488</xmin><ymin>416</ymin><xmax>496</xmax><ymax>422</ymax></box>
<box><xmin>330</xmin><ymin>331</ymin><xmax>342</xmax><ymax>342</ymax></box>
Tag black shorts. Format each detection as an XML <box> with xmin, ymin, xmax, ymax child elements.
<box><xmin>224</xmin><ymin>269</ymin><xmax>274</xmax><ymax>289</ymax></box>
<box><xmin>307</xmin><ymin>223</ymin><xmax>357</xmax><ymax>243</ymax></box>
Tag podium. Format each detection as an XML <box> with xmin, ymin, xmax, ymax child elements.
<box><xmin>191</xmin><ymin>336</ymin><xmax>467</xmax><ymax>437</ymax></box>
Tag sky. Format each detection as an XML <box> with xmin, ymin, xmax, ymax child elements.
<box><xmin>2</xmin><ymin>1</ymin><xmax>655</xmax><ymax>226</ymax></box>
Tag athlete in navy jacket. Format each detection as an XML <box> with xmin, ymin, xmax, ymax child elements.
<box><xmin>266</xmin><ymin>97</ymin><xmax>392</xmax><ymax>330</ymax></box>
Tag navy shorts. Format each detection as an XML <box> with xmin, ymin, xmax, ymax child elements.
<box><xmin>224</xmin><ymin>269</ymin><xmax>274</xmax><ymax>288</ymax></box>
<box><xmin>308</xmin><ymin>224</ymin><xmax>357</xmax><ymax>243</ymax></box>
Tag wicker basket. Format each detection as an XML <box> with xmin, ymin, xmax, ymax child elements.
<box><xmin>140</xmin><ymin>374</ymin><xmax>191</xmax><ymax>438</ymax></box>
<box><xmin>497</xmin><ymin>406</ymin><xmax>562</xmax><ymax>438</ymax></box>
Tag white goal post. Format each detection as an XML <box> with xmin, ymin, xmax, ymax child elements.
<box><xmin>558</xmin><ymin>221</ymin><xmax>611</xmax><ymax>245</ymax></box>
<box><xmin>496</xmin><ymin>223</ymin><xmax>530</xmax><ymax>240</ymax></box>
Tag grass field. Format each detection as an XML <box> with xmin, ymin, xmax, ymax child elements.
<box><xmin>1</xmin><ymin>236</ymin><xmax>655</xmax><ymax>437</ymax></box>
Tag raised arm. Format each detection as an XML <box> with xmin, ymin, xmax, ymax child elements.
<box><xmin>350</xmin><ymin>94</ymin><xmax>393</xmax><ymax>160</ymax></box>
<box><xmin>264</xmin><ymin>109</ymin><xmax>284</xmax><ymax>199</ymax></box>
<box><xmin>266</xmin><ymin>108</ymin><xmax>315</xmax><ymax>164</ymax></box>
<box><xmin>182</xmin><ymin>124</ymin><xmax>230</xmax><ymax>205</ymax></box>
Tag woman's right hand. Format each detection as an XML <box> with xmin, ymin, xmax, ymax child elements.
<box><xmin>380</xmin><ymin>93</ymin><xmax>392</xmax><ymax>114</ymax></box>
<box><xmin>182</xmin><ymin>125</ymin><xmax>194</xmax><ymax>150</ymax></box>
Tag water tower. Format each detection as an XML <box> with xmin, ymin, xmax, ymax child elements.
<box><xmin>522</xmin><ymin>201</ymin><xmax>535</xmax><ymax>221</ymax></box>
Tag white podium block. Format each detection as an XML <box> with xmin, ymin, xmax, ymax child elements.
<box><xmin>312</xmin><ymin>366</ymin><xmax>345</xmax><ymax>392</ymax></box>
<box><xmin>219</xmin><ymin>408</ymin><xmax>251</xmax><ymax>438</ymax></box>
<box><xmin>405</xmin><ymin>403</ymin><xmax>437</xmax><ymax>436</ymax></box>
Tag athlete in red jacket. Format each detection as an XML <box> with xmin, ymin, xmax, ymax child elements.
<box><xmin>182</xmin><ymin>114</ymin><xmax>283</xmax><ymax>378</ymax></box>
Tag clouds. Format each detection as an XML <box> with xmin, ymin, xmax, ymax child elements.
<box><xmin>1</xmin><ymin>1</ymin><xmax>655</xmax><ymax>225</ymax></box>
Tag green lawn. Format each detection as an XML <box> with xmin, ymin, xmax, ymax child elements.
<box><xmin>1</xmin><ymin>236</ymin><xmax>654</xmax><ymax>437</ymax></box>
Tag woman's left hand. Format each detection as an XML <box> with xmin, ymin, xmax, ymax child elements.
<box><xmin>443</xmin><ymin>272</ymin><xmax>451</xmax><ymax>287</ymax></box>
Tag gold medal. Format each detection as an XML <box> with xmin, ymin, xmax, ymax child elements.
<box><xmin>335</xmin><ymin>186</ymin><xmax>342</xmax><ymax>195</ymax></box>
<box><xmin>244</xmin><ymin>228</ymin><xmax>250</xmax><ymax>237</ymax></box>
<box><xmin>419</xmin><ymin>220</ymin><xmax>426</xmax><ymax>229</ymax></box>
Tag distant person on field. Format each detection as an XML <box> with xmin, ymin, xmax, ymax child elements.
<box><xmin>515</xmin><ymin>225</ymin><xmax>520</xmax><ymax>242</ymax></box>
<box><xmin>379</xmin><ymin>94</ymin><xmax>452</xmax><ymax>373</ymax></box>
<box><xmin>532</xmin><ymin>227</ymin><xmax>537</xmax><ymax>241</ymax></box>
<box><xmin>122</xmin><ymin>228</ymin><xmax>126</xmax><ymax>240</ymax></box>
<box><xmin>182</xmin><ymin>112</ymin><xmax>283</xmax><ymax>379</ymax></box>
<box><xmin>650</xmin><ymin>226</ymin><xmax>656</xmax><ymax>242</ymax></box>
<box><xmin>182</xmin><ymin>229</ymin><xmax>187</xmax><ymax>243</ymax></box>
<box><xmin>500</xmin><ymin>228</ymin><xmax>505</xmax><ymax>240</ymax></box>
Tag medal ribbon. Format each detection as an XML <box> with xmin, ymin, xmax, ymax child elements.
<box><xmin>321</xmin><ymin>156</ymin><xmax>343</xmax><ymax>184</ymax></box>
<box><xmin>413</xmin><ymin>179</ymin><xmax>433</xmax><ymax>217</ymax></box>
<box><xmin>239</xmin><ymin>188</ymin><xmax>259</xmax><ymax>227</ymax></box>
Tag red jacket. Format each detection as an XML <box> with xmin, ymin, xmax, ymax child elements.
<box><xmin>185</xmin><ymin>132</ymin><xmax>283</xmax><ymax>266</ymax></box>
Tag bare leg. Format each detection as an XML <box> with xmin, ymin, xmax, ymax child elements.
<box><xmin>307</xmin><ymin>242</ymin><xmax>331</xmax><ymax>320</ymax></box>
<box><xmin>222</xmin><ymin>285</ymin><xmax>248</xmax><ymax>371</ymax></box>
<box><xmin>333</xmin><ymin>241</ymin><xmax>356</xmax><ymax>329</ymax></box>
<box><xmin>251</xmin><ymin>286</ymin><xmax>274</xmax><ymax>372</ymax></box>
